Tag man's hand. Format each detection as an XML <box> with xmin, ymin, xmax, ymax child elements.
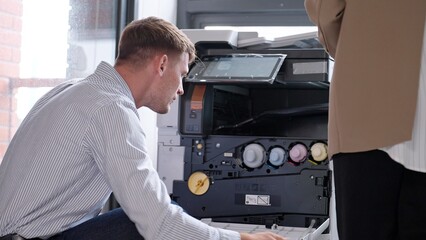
<box><xmin>240</xmin><ymin>232</ymin><xmax>288</xmax><ymax>240</ymax></box>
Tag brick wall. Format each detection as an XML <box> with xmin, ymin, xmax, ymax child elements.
<box><xmin>0</xmin><ymin>0</ymin><xmax>22</xmax><ymax>160</ymax></box>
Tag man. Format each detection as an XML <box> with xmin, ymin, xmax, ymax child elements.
<box><xmin>0</xmin><ymin>17</ymin><xmax>285</xmax><ymax>240</ymax></box>
<box><xmin>305</xmin><ymin>0</ymin><xmax>426</xmax><ymax>239</ymax></box>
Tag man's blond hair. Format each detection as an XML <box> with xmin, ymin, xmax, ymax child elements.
<box><xmin>116</xmin><ymin>16</ymin><xmax>196</xmax><ymax>67</ymax></box>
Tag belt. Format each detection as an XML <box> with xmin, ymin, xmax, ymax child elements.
<box><xmin>0</xmin><ymin>234</ymin><xmax>42</xmax><ymax>240</ymax></box>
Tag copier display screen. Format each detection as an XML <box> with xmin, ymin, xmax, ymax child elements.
<box><xmin>186</xmin><ymin>54</ymin><xmax>286</xmax><ymax>83</ymax></box>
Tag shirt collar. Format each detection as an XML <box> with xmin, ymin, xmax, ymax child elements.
<box><xmin>94</xmin><ymin>61</ymin><xmax>135</xmax><ymax>103</ymax></box>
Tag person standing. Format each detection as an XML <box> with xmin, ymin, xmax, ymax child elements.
<box><xmin>305</xmin><ymin>0</ymin><xmax>426</xmax><ymax>239</ymax></box>
<box><xmin>0</xmin><ymin>16</ymin><xmax>286</xmax><ymax>240</ymax></box>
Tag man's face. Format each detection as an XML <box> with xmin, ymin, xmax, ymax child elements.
<box><xmin>150</xmin><ymin>53</ymin><xmax>189</xmax><ymax>114</ymax></box>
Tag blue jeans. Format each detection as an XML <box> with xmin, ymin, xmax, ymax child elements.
<box><xmin>49</xmin><ymin>208</ymin><xmax>144</xmax><ymax>240</ymax></box>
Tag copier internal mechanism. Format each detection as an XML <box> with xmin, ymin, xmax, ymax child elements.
<box><xmin>172</xmin><ymin>45</ymin><xmax>331</xmax><ymax>229</ymax></box>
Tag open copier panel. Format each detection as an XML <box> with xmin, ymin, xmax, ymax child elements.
<box><xmin>172</xmin><ymin>47</ymin><xmax>331</xmax><ymax>229</ymax></box>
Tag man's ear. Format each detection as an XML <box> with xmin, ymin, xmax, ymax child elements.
<box><xmin>158</xmin><ymin>54</ymin><xmax>168</xmax><ymax>76</ymax></box>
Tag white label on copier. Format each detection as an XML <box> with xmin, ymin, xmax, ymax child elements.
<box><xmin>245</xmin><ymin>194</ymin><xmax>271</xmax><ymax>206</ymax></box>
<box><xmin>293</xmin><ymin>61</ymin><xmax>327</xmax><ymax>74</ymax></box>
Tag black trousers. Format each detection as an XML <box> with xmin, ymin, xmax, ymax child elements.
<box><xmin>0</xmin><ymin>235</ymin><xmax>40</xmax><ymax>240</ymax></box>
<box><xmin>333</xmin><ymin>150</ymin><xmax>426</xmax><ymax>240</ymax></box>
<box><xmin>1</xmin><ymin>208</ymin><xmax>143</xmax><ymax>240</ymax></box>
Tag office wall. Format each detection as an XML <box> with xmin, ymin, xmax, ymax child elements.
<box><xmin>0</xmin><ymin>0</ymin><xmax>22</xmax><ymax>160</ymax></box>
<box><xmin>136</xmin><ymin>0</ymin><xmax>177</xmax><ymax>169</ymax></box>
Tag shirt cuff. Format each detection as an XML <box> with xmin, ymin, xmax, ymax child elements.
<box><xmin>218</xmin><ymin>228</ymin><xmax>241</xmax><ymax>240</ymax></box>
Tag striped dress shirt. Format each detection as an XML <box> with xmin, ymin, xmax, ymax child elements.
<box><xmin>0</xmin><ymin>62</ymin><xmax>240</xmax><ymax>240</ymax></box>
<box><xmin>382</xmin><ymin>21</ymin><xmax>426</xmax><ymax>172</ymax></box>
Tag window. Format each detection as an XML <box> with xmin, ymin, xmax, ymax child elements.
<box><xmin>0</xmin><ymin>0</ymin><xmax>135</xmax><ymax>162</ymax></box>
